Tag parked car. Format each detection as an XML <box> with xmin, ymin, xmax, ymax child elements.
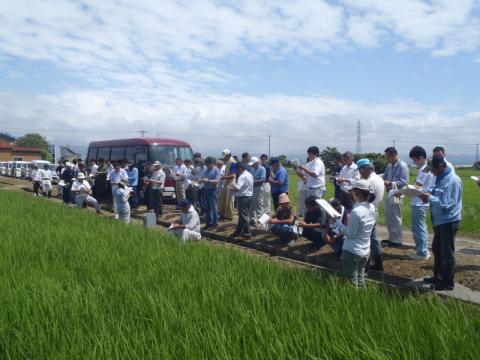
<box><xmin>13</xmin><ymin>161</ymin><xmax>29</xmax><ymax>178</ymax></box>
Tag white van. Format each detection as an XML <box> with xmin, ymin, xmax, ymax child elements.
<box><xmin>6</xmin><ymin>161</ymin><xmax>14</xmax><ymax>177</ymax></box>
<box><xmin>13</xmin><ymin>161</ymin><xmax>29</xmax><ymax>178</ymax></box>
<box><xmin>0</xmin><ymin>162</ymin><xmax>6</xmax><ymax>175</ymax></box>
<box><xmin>25</xmin><ymin>160</ymin><xmax>51</xmax><ymax>180</ymax></box>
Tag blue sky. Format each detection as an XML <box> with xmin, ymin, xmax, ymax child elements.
<box><xmin>0</xmin><ymin>0</ymin><xmax>479</xmax><ymax>157</ymax></box>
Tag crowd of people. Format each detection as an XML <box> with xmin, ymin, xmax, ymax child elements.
<box><xmin>31</xmin><ymin>144</ymin><xmax>464</xmax><ymax>291</ymax></box>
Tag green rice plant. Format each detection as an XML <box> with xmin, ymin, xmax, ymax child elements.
<box><xmin>0</xmin><ymin>190</ymin><xmax>479</xmax><ymax>359</ymax></box>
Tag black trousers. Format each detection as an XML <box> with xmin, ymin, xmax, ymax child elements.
<box><xmin>150</xmin><ymin>188</ymin><xmax>163</xmax><ymax>216</ymax></box>
<box><xmin>33</xmin><ymin>181</ymin><xmax>41</xmax><ymax>196</ymax></box>
<box><xmin>62</xmin><ymin>186</ymin><xmax>71</xmax><ymax>204</ymax></box>
<box><xmin>235</xmin><ymin>196</ymin><xmax>252</xmax><ymax>236</ymax></box>
<box><xmin>432</xmin><ymin>221</ymin><xmax>460</xmax><ymax>288</ymax></box>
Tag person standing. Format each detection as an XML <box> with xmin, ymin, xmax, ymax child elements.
<box><xmin>337</xmin><ymin>151</ymin><xmax>359</xmax><ymax>211</ymax></box>
<box><xmin>341</xmin><ymin>179</ymin><xmax>376</xmax><ymax>288</ymax></box>
<box><xmin>169</xmin><ymin>200</ymin><xmax>201</xmax><ymax>242</ymax></box>
<box><xmin>95</xmin><ymin>158</ymin><xmax>108</xmax><ymax>202</ymax></box>
<box><xmin>433</xmin><ymin>146</ymin><xmax>456</xmax><ymax>174</ymax></box>
<box><xmin>61</xmin><ymin>162</ymin><xmax>75</xmax><ymax>204</ymax></box>
<box><xmin>230</xmin><ymin>162</ymin><xmax>254</xmax><ymax>238</ymax></box>
<box><xmin>109</xmin><ymin>161</ymin><xmax>129</xmax><ymax>219</ymax></box>
<box><xmin>269</xmin><ymin>158</ymin><xmax>289</xmax><ymax>210</ymax></box>
<box><xmin>71</xmin><ymin>173</ymin><xmax>101</xmax><ymax>213</ymax></box>
<box><xmin>39</xmin><ymin>163</ymin><xmax>53</xmax><ymax>198</ymax></box>
<box><xmin>357</xmin><ymin>159</ymin><xmax>385</xmax><ymax>272</ymax></box>
<box><xmin>146</xmin><ymin>161</ymin><xmax>165</xmax><ymax>218</ymax></box>
<box><xmin>295</xmin><ymin>162</ymin><xmax>308</xmax><ymax>217</ymax></box>
<box><xmin>248</xmin><ymin>156</ymin><xmax>266</xmax><ymax>225</ymax></box>
<box><xmin>260</xmin><ymin>154</ymin><xmax>271</xmax><ymax>215</ymax></box>
<box><xmin>382</xmin><ymin>147</ymin><xmax>409</xmax><ymax>246</ymax></box>
<box><xmin>408</xmin><ymin>146</ymin><xmax>436</xmax><ymax>260</ymax></box>
<box><xmin>296</xmin><ymin>146</ymin><xmax>326</xmax><ymax>199</ymax></box>
<box><xmin>56</xmin><ymin>161</ymin><xmax>64</xmax><ymax>198</ymax></box>
<box><xmin>174</xmin><ymin>157</ymin><xmax>188</xmax><ymax>205</ymax></box>
<box><xmin>420</xmin><ymin>155</ymin><xmax>463</xmax><ymax>291</ymax></box>
<box><xmin>199</xmin><ymin>156</ymin><xmax>221</xmax><ymax>229</ymax></box>
<box><xmin>126</xmin><ymin>161</ymin><xmax>139</xmax><ymax>209</ymax></box>
<box><xmin>31</xmin><ymin>165</ymin><xmax>41</xmax><ymax>196</ymax></box>
<box><xmin>219</xmin><ymin>149</ymin><xmax>237</xmax><ymax>221</ymax></box>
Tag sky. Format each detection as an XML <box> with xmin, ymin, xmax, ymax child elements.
<box><xmin>0</xmin><ymin>0</ymin><xmax>479</xmax><ymax>160</ymax></box>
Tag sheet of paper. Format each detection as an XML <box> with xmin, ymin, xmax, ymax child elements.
<box><xmin>258</xmin><ymin>213</ymin><xmax>271</xmax><ymax>231</ymax></box>
<box><xmin>292</xmin><ymin>220</ymin><xmax>303</xmax><ymax>235</ymax></box>
<box><xmin>168</xmin><ymin>224</ymin><xmax>175</xmax><ymax>230</ymax></box>
<box><xmin>316</xmin><ymin>199</ymin><xmax>341</xmax><ymax>218</ymax></box>
<box><xmin>396</xmin><ymin>185</ymin><xmax>423</xmax><ymax>197</ymax></box>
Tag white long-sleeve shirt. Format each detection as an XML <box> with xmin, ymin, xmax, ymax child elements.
<box><xmin>342</xmin><ymin>202</ymin><xmax>376</xmax><ymax>257</ymax></box>
<box><xmin>234</xmin><ymin>171</ymin><xmax>253</xmax><ymax>197</ymax></box>
<box><xmin>181</xmin><ymin>205</ymin><xmax>201</xmax><ymax>232</ymax></box>
<box><xmin>366</xmin><ymin>172</ymin><xmax>385</xmax><ymax>213</ymax></box>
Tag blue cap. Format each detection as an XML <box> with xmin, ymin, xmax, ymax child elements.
<box><xmin>178</xmin><ymin>199</ymin><xmax>191</xmax><ymax>208</ymax></box>
<box><xmin>270</xmin><ymin>157</ymin><xmax>280</xmax><ymax>165</ymax></box>
<box><xmin>356</xmin><ymin>158</ymin><xmax>373</xmax><ymax>169</ymax></box>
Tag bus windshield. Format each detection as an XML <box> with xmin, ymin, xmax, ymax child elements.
<box><xmin>148</xmin><ymin>145</ymin><xmax>193</xmax><ymax>166</ymax></box>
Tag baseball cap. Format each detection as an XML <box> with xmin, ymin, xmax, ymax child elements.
<box><xmin>248</xmin><ymin>156</ymin><xmax>259</xmax><ymax>166</ymax></box>
<box><xmin>356</xmin><ymin>159</ymin><xmax>373</xmax><ymax>169</ymax></box>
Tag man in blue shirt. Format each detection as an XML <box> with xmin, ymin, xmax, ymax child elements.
<box><xmin>420</xmin><ymin>155</ymin><xmax>463</xmax><ymax>291</ymax></box>
<box><xmin>200</xmin><ymin>156</ymin><xmax>221</xmax><ymax>229</ymax></box>
<box><xmin>127</xmin><ymin>161</ymin><xmax>139</xmax><ymax>209</ymax></box>
<box><xmin>269</xmin><ymin>158</ymin><xmax>289</xmax><ymax>210</ymax></box>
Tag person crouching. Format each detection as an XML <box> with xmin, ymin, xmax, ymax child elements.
<box><xmin>169</xmin><ymin>200</ymin><xmax>201</xmax><ymax>242</ymax></box>
<box><xmin>269</xmin><ymin>193</ymin><xmax>297</xmax><ymax>243</ymax></box>
<box><xmin>341</xmin><ymin>180</ymin><xmax>376</xmax><ymax>288</ymax></box>
<box><xmin>71</xmin><ymin>173</ymin><xmax>101</xmax><ymax>213</ymax></box>
<box><xmin>115</xmin><ymin>180</ymin><xmax>132</xmax><ymax>223</ymax></box>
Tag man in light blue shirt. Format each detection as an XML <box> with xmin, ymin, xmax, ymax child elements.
<box><xmin>420</xmin><ymin>155</ymin><xmax>463</xmax><ymax>291</ymax></box>
<box><xmin>382</xmin><ymin>147</ymin><xmax>409</xmax><ymax>246</ymax></box>
<box><xmin>127</xmin><ymin>161</ymin><xmax>139</xmax><ymax>209</ymax></box>
<box><xmin>248</xmin><ymin>157</ymin><xmax>266</xmax><ymax>225</ymax></box>
<box><xmin>199</xmin><ymin>157</ymin><xmax>221</xmax><ymax>229</ymax></box>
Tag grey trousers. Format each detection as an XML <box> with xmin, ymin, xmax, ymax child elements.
<box><xmin>385</xmin><ymin>194</ymin><xmax>403</xmax><ymax>244</ymax></box>
<box><xmin>262</xmin><ymin>183</ymin><xmax>271</xmax><ymax>214</ymax></box>
<box><xmin>249</xmin><ymin>185</ymin><xmax>264</xmax><ymax>223</ymax></box>
<box><xmin>342</xmin><ymin>250</ymin><xmax>369</xmax><ymax>288</ymax></box>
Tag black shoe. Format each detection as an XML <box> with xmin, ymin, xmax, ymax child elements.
<box><xmin>431</xmin><ymin>284</ymin><xmax>454</xmax><ymax>291</ymax></box>
<box><xmin>423</xmin><ymin>277</ymin><xmax>436</xmax><ymax>284</ymax></box>
<box><xmin>230</xmin><ymin>232</ymin><xmax>241</xmax><ymax>238</ymax></box>
<box><xmin>242</xmin><ymin>233</ymin><xmax>252</xmax><ymax>239</ymax></box>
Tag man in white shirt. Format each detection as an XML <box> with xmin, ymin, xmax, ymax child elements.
<box><xmin>358</xmin><ymin>159</ymin><xmax>385</xmax><ymax>272</ymax></box>
<box><xmin>230</xmin><ymin>162</ymin><xmax>254</xmax><ymax>238</ymax></box>
<box><xmin>337</xmin><ymin>151</ymin><xmax>359</xmax><ymax>211</ymax></box>
<box><xmin>109</xmin><ymin>161</ymin><xmax>129</xmax><ymax>219</ymax></box>
<box><xmin>89</xmin><ymin>159</ymin><xmax>99</xmax><ymax>177</ymax></box>
<box><xmin>144</xmin><ymin>161</ymin><xmax>165</xmax><ymax>218</ymax></box>
<box><xmin>296</xmin><ymin>146</ymin><xmax>325</xmax><ymax>199</ymax></box>
<box><xmin>174</xmin><ymin>157</ymin><xmax>188</xmax><ymax>206</ymax></box>
<box><xmin>31</xmin><ymin>165</ymin><xmax>42</xmax><ymax>196</ymax></box>
<box><xmin>408</xmin><ymin>146</ymin><xmax>436</xmax><ymax>260</ymax></box>
<box><xmin>169</xmin><ymin>200</ymin><xmax>202</xmax><ymax>242</ymax></box>
<box><xmin>39</xmin><ymin>163</ymin><xmax>53</xmax><ymax>198</ymax></box>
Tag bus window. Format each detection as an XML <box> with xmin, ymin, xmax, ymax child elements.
<box><xmin>179</xmin><ymin>147</ymin><xmax>193</xmax><ymax>161</ymax></box>
<box><xmin>135</xmin><ymin>146</ymin><xmax>147</xmax><ymax>163</ymax></box>
<box><xmin>110</xmin><ymin>147</ymin><xmax>125</xmax><ymax>161</ymax></box>
<box><xmin>125</xmin><ymin>146</ymin><xmax>135</xmax><ymax>162</ymax></box>
<box><xmin>98</xmin><ymin>147</ymin><xmax>110</xmax><ymax>160</ymax></box>
<box><xmin>87</xmin><ymin>147</ymin><xmax>98</xmax><ymax>162</ymax></box>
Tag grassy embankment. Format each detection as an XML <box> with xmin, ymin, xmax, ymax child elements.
<box><xmin>0</xmin><ymin>190</ymin><xmax>479</xmax><ymax>359</ymax></box>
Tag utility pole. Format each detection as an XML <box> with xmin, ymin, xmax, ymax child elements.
<box><xmin>476</xmin><ymin>143</ymin><xmax>479</xmax><ymax>163</ymax></box>
<box><xmin>268</xmin><ymin>134</ymin><xmax>271</xmax><ymax>158</ymax></box>
<box><xmin>138</xmin><ymin>129</ymin><xmax>147</xmax><ymax>137</ymax></box>
<box><xmin>393</xmin><ymin>139</ymin><xmax>396</xmax><ymax>148</ymax></box>
<box><xmin>355</xmin><ymin>119</ymin><xmax>362</xmax><ymax>154</ymax></box>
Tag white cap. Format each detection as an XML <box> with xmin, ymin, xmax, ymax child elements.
<box><xmin>248</xmin><ymin>156</ymin><xmax>259</xmax><ymax>166</ymax></box>
<box><xmin>222</xmin><ymin>149</ymin><xmax>231</xmax><ymax>157</ymax></box>
<box><xmin>77</xmin><ymin>172</ymin><xmax>86</xmax><ymax>179</ymax></box>
<box><xmin>65</xmin><ymin>162</ymin><xmax>73</xmax><ymax>168</ymax></box>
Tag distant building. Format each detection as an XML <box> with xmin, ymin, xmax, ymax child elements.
<box><xmin>48</xmin><ymin>144</ymin><xmax>80</xmax><ymax>163</ymax></box>
<box><xmin>0</xmin><ymin>141</ymin><xmax>43</xmax><ymax>161</ymax></box>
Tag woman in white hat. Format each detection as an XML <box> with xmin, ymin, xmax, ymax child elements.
<box><xmin>341</xmin><ymin>179</ymin><xmax>376</xmax><ymax>288</ymax></box>
<box><xmin>71</xmin><ymin>173</ymin><xmax>101</xmax><ymax>213</ymax></box>
<box><xmin>115</xmin><ymin>180</ymin><xmax>132</xmax><ymax>223</ymax></box>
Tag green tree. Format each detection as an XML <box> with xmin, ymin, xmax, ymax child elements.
<box><xmin>15</xmin><ymin>133</ymin><xmax>53</xmax><ymax>162</ymax></box>
<box><xmin>320</xmin><ymin>147</ymin><xmax>342</xmax><ymax>174</ymax></box>
<box><xmin>354</xmin><ymin>152</ymin><xmax>388</xmax><ymax>174</ymax></box>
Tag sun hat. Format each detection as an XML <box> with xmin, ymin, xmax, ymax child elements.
<box><xmin>351</xmin><ymin>179</ymin><xmax>371</xmax><ymax>192</ymax></box>
<box><xmin>222</xmin><ymin>149</ymin><xmax>231</xmax><ymax>157</ymax></box>
<box><xmin>77</xmin><ymin>172</ymin><xmax>86</xmax><ymax>179</ymax></box>
<box><xmin>153</xmin><ymin>161</ymin><xmax>162</xmax><ymax>167</ymax></box>
<box><xmin>248</xmin><ymin>156</ymin><xmax>259</xmax><ymax>166</ymax></box>
<box><xmin>356</xmin><ymin>159</ymin><xmax>373</xmax><ymax>169</ymax></box>
<box><xmin>278</xmin><ymin>193</ymin><xmax>290</xmax><ymax>204</ymax></box>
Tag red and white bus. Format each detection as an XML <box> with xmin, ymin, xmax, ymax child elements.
<box><xmin>86</xmin><ymin>137</ymin><xmax>194</xmax><ymax>198</ymax></box>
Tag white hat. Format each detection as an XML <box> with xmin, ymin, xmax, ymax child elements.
<box><xmin>248</xmin><ymin>156</ymin><xmax>259</xmax><ymax>166</ymax></box>
<box><xmin>222</xmin><ymin>149</ymin><xmax>231</xmax><ymax>157</ymax></box>
<box><xmin>350</xmin><ymin>179</ymin><xmax>371</xmax><ymax>192</ymax></box>
<box><xmin>77</xmin><ymin>172</ymin><xmax>86</xmax><ymax>179</ymax></box>
<box><xmin>153</xmin><ymin>161</ymin><xmax>162</xmax><ymax>167</ymax></box>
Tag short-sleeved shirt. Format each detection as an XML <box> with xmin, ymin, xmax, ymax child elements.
<box><xmin>304</xmin><ymin>157</ymin><xmax>325</xmax><ymax>189</ymax></box>
<box><xmin>412</xmin><ymin>163</ymin><xmax>436</xmax><ymax>207</ymax></box>
<box><xmin>271</xmin><ymin>165</ymin><xmax>289</xmax><ymax>194</ymax></box>
<box><xmin>151</xmin><ymin>170</ymin><xmax>166</xmax><ymax>190</ymax></box>
<box><xmin>251</xmin><ymin>165</ymin><xmax>266</xmax><ymax>186</ymax></box>
<box><xmin>274</xmin><ymin>205</ymin><xmax>297</xmax><ymax>222</ymax></box>
<box><xmin>304</xmin><ymin>207</ymin><xmax>327</xmax><ymax>227</ymax></box>
<box><xmin>203</xmin><ymin>167</ymin><xmax>220</xmax><ymax>191</ymax></box>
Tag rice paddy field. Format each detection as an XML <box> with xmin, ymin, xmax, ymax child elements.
<box><xmin>288</xmin><ymin>168</ymin><xmax>480</xmax><ymax>238</ymax></box>
<box><xmin>0</xmin><ymin>190</ymin><xmax>480</xmax><ymax>359</ymax></box>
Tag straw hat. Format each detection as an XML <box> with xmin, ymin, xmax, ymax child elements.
<box><xmin>278</xmin><ymin>193</ymin><xmax>290</xmax><ymax>204</ymax></box>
